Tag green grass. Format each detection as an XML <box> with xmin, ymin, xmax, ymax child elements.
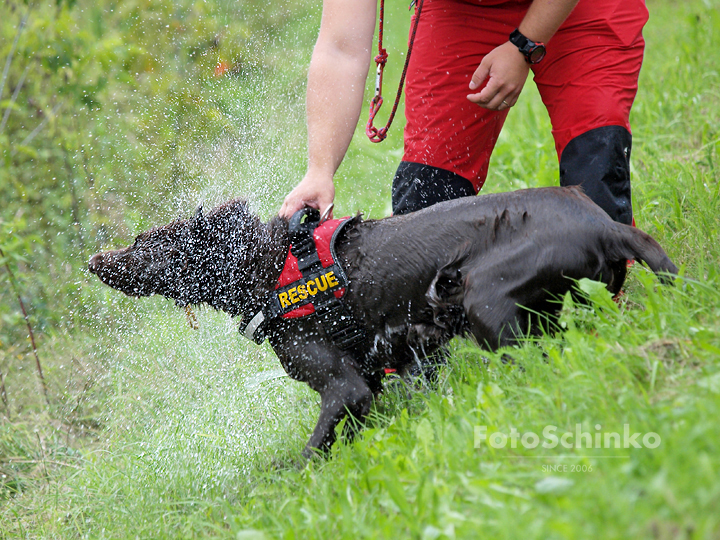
<box><xmin>2</xmin><ymin>0</ymin><xmax>720</xmax><ymax>538</ymax></box>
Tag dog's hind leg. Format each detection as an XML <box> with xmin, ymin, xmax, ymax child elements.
<box><xmin>459</xmin><ymin>266</ymin><xmax>529</xmax><ymax>352</ymax></box>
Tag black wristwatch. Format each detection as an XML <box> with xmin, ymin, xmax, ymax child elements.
<box><xmin>509</xmin><ymin>28</ymin><xmax>546</xmax><ymax>65</ymax></box>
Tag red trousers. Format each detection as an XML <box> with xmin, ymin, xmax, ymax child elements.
<box><xmin>402</xmin><ymin>0</ymin><xmax>649</xmax><ymax>192</ymax></box>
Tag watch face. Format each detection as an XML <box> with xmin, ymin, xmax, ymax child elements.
<box><xmin>529</xmin><ymin>45</ymin><xmax>546</xmax><ymax>64</ymax></box>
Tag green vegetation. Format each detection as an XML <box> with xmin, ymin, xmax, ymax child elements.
<box><xmin>1</xmin><ymin>0</ymin><xmax>719</xmax><ymax>537</ymax></box>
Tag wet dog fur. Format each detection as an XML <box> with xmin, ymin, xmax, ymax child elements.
<box><xmin>89</xmin><ymin>186</ymin><xmax>677</xmax><ymax>458</ymax></box>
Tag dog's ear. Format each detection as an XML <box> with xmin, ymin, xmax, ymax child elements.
<box><xmin>191</xmin><ymin>204</ymin><xmax>209</xmax><ymax>235</ymax></box>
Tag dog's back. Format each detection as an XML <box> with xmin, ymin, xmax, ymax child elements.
<box><xmin>338</xmin><ymin>186</ymin><xmax>677</xmax><ymax>352</ymax></box>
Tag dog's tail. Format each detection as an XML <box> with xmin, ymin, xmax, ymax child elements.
<box><xmin>607</xmin><ymin>223</ymin><xmax>678</xmax><ymax>283</ymax></box>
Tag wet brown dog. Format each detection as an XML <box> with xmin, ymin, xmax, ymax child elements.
<box><xmin>89</xmin><ymin>187</ymin><xmax>677</xmax><ymax>457</ymax></box>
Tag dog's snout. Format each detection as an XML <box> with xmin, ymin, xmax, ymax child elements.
<box><xmin>88</xmin><ymin>253</ymin><xmax>103</xmax><ymax>274</ymax></box>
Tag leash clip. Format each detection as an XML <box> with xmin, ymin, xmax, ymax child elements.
<box><xmin>320</xmin><ymin>203</ymin><xmax>334</xmax><ymax>223</ymax></box>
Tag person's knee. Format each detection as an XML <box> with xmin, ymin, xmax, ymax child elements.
<box><xmin>559</xmin><ymin>126</ymin><xmax>634</xmax><ymax>225</ymax></box>
<box><xmin>392</xmin><ymin>162</ymin><xmax>476</xmax><ymax>215</ymax></box>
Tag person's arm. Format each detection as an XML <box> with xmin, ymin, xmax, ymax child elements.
<box><xmin>280</xmin><ymin>0</ymin><xmax>377</xmax><ymax>219</ymax></box>
<box><xmin>466</xmin><ymin>0</ymin><xmax>580</xmax><ymax>110</ymax></box>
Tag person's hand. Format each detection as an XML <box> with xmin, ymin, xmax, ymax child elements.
<box><xmin>279</xmin><ymin>171</ymin><xmax>336</xmax><ymax>219</ymax></box>
<box><xmin>466</xmin><ymin>41</ymin><xmax>531</xmax><ymax>111</ymax></box>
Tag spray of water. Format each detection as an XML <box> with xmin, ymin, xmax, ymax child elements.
<box><xmin>79</xmin><ymin>36</ymin><xmax>320</xmax><ymax>495</ymax></box>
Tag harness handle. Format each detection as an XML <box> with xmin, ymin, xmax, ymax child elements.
<box><xmin>365</xmin><ymin>0</ymin><xmax>425</xmax><ymax>143</ymax></box>
<box><xmin>289</xmin><ymin>207</ymin><xmax>320</xmax><ymax>239</ymax></box>
<box><xmin>288</xmin><ymin>207</ymin><xmax>322</xmax><ymax>273</ymax></box>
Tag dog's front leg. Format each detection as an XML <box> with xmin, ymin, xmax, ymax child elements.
<box><xmin>303</xmin><ymin>367</ymin><xmax>373</xmax><ymax>459</ymax></box>
<box><xmin>273</xmin><ymin>335</ymin><xmax>374</xmax><ymax>459</ymax></box>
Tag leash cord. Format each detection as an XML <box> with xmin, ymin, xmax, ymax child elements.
<box><xmin>365</xmin><ymin>0</ymin><xmax>425</xmax><ymax>143</ymax></box>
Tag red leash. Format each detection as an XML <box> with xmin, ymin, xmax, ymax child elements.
<box><xmin>366</xmin><ymin>0</ymin><xmax>425</xmax><ymax>143</ymax></box>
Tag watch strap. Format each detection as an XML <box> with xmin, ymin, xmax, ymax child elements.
<box><xmin>509</xmin><ymin>28</ymin><xmax>546</xmax><ymax>65</ymax></box>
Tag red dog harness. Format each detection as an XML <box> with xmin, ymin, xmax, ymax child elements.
<box><xmin>273</xmin><ymin>217</ymin><xmax>350</xmax><ymax>318</ymax></box>
<box><xmin>240</xmin><ymin>208</ymin><xmax>365</xmax><ymax>350</ymax></box>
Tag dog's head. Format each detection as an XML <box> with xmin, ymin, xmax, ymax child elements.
<box><xmin>88</xmin><ymin>212</ymin><xmax>200</xmax><ymax>303</ymax></box>
<box><xmin>89</xmin><ymin>199</ymin><xmax>278</xmax><ymax>312</ymax></box>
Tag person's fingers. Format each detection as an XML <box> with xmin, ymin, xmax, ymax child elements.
<box><xmin>468</xmin><ymin>60</ymin><xmax>490</xmax><ymax>92</ymax></box>
<box><xmin>279</xmin><ymin>195</ymin><xmax>307</xmax><ymax>218</ymax></box>
<box><xmin>488</xmin><ymin>90</ymin><xmax>516</xmax><ymax>110</ymax></box>
<box><xmin>279</xmin><ymin>201</ymin><xmax>293</xmax><ymax>218</ymax></box>
<box><xmin>280</xmin><ymin>197</ymin><xmax>317</xmax><ymax>218</ymax></box>
<box><xmin>467</xmin><ymin>77</ymin><xmax>502</xmax><ymax>109</ymax></box>
<box><xmin>279</xmin><ymin>182</ymin><xmax>334</xmax><ymax>219</ymax></box>
<box><xmin>476</xmin><ymin>74</ymin><xmax>504</xmax><ymax>105</ymax></box>
<box><xmin>467</xmin><ymin>59</ymin><xmax>496</xmax><ymax>104</ymax></box>
<box><xmin>468</xmin><ymin>87</ymin><xmax>520</xmax><ymax>110</ymax></box>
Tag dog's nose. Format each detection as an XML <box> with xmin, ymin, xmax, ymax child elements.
<box><xmin>88</xmin><ymin>253</ymin><xmax>103</xmax><ymax>274</ymax></box>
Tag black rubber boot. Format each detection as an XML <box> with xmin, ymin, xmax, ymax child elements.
<box><xmin>559</xmin><ymin>125</ymin><xmax>634</xmax><ymax>225</ymax></box>
<box><xmin>392</xmin><ymin>161</ymin><xmax>476</xmax><ymax>215</ymax></box>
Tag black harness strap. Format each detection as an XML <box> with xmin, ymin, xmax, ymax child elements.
<box><xmin>289</xmin><ymin>208</ymin><xmax>323</xmax><ymax>272</ymax></box>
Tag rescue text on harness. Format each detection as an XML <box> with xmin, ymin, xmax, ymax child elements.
<box><xmin>275</xmin><ymin>267</ymin><xmax>343</xmax><ymax>313</ymax></box>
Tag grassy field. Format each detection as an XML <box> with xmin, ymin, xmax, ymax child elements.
<box><xmin>2</xmin><ymin>0</ymin><xmax>720</xmax><ymax>538</ymax></box>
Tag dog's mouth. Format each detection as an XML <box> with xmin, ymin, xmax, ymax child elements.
<box><xmin>88</xmin><ymin>251</ymin><xmax>155</xmax><ymax>298</ymax></box>
<box><xmin>88</xmin><ymin>252</ymin><xmax>108</xmax><ymax>276</ymax></box>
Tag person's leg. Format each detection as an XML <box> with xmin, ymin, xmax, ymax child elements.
<box><xmin>559</xmin><ymin>126</ymin><xmax>633</xmax><ymax>224</ymax></box>
<box><xmin>392</xmin><ymin>163</ymin><xmax>475</xmax><ymax>215</ymax></box>
<box><xmin>393</xmin><ymin>0</ymin><xmax>530</xmax><ymax>215</ymax></box>
<box><xmin>532</xmin><ymin>0</ymin><xmax>648</xmax><ymax>225</ymax></box>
